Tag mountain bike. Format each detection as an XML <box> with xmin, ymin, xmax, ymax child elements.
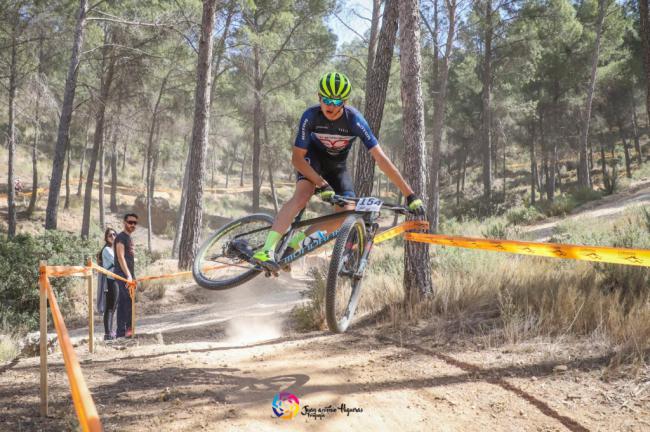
<box><xmin>192</xmin><ymin>195</ymin><xmax>418</xmax><ymax>333</ymax></box>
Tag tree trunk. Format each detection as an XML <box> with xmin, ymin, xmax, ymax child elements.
<box><xmin>209</xmin><ymin>6</ymin><xmax>236</xmax><ymax>104</ymax></box>
<box><xmin>81</xmin><ymin>34</ymin><xmax>116</xmax><ymax>239</ymax></box>
<box><xmin>578</xmin><ymin>0</ymin><xmax>607</xmax><ymax>188</ymax></box>
<box><xmin>547</xmin><ymin>142</ymin><xmax>557</xmax><ymax>200</ymax></box>
<box><xmin>172</xmin><ymin>143</ymin><xmax>191</xmax><ymax>259</ymax></box>
<box><xmin>456</xmin><ymin>151</ymin><xmax>462</xmax><ymax>205</ymax></box>
<box><xmin>252</xmin><ymin>39</ymin><xmax>263</xmax><ymax>212</ymax></box>
<box><xmin>240</xmin><ymin>150</ymin><xmax>246</xmax><ymax>187</ymax></box>
<box><xmin>631</xmin><ymin>101</ymin><xmax>643</xmax><ymax>165</ymax></box>
<box><xmin>480</xmin><ymin>0</ymin><xmax>493</xmax><ymax>205</ymax></box>
<box><xmin>45</xmin><ymin>0</ymin><xmax>88</xmax><ymax>229</ymax></box>
<box><xmin>6</xmin><ymin>25</ymin><xmax>18</xmax><ymax>237</ymax></box>
<box><xmin>399</xmin><ymin>0</ymin><xmax>433</xmax><ymax>299</ymax></box>
<box><xmin>110</xmin><ymin>93</ymin><xmax>123</xmax><ymax>213</ymax></box>
<box><xmin>461</xmin><ymin>145</ymin><xmax>467</xmax><ymax>192</ymax></box>
<box><xmin>640</xmin><ymin>0</ymin><xmax>650</xmax><ymax>125</ymax></box>
<box><xmin>600</xmin><ymin>143</ymin><xmax>608</xmax><ymax>187</ymax></box>
<box><xmin>427</xmin><ymin>0</ymin><xmax>457</xmax><ymax>232</ymax></box>
<box><xmin>27</xmin><ymin>34</ymin><xmax>45</xmax><ymax>217</ymax></box>
<box><xmin>355</xmin><ymin>0</ymin><xmax>399</xmax><ymax>196</ymax></box>
<box><xmin>619</xmin><ymin>122</ymin><xmax>632</xmax><ymax>178</ymax></box>
<box><xmin>502</xmin><ymin>124</ymin><xmax>507</xmax><ymax>199</ymax></box>
<box><xmin>263</xmin><ymin>112</ymin><xmax>279</xmax><ymax>214</ymax></box>
<box><xmin>121</xmin><ymin>137</ymin><xmax>127</xmax><ymax>169</ymax></box>
<box><xmin>64</xmin><ymin>146</ymin><xmax>71</xmax><ymax>209</ymax></box>
<box><xmin>178</xmin><ymin>0</ymin><xmax>218</xmax><ymax>269</ymax></box>
<box><xmin>77</xmin><ymin>125</ymin><xmax>89</xmax><ymax>196</ymax></box>
<box><xmin>99</xmin><ymin>139</ymin><xmax>105</xmax><ymax>229</ymax></box>
<box><xmin>146</xmin><ymin>72</ymin><xmax>170</xmax><ymax>252</ymax></box>
<box><xmin>147</xmin><ymin>129</ymin><xmax>161</xmax><ymax>254</ymax></box>
<box><xmin>529</xmin><ymin>122</ymin><xmax>537</xmax><ymax>205</ymax></box>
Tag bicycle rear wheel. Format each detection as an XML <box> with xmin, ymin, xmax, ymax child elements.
<box><xmin>325</xmin><ymin>215</ymin><xmax>366</xmax><ymax>333</ymax></box>
<box><xmin>192</xmin><ymin>213</ymin><xmax>273</xmax><ymax>290</ymax></box>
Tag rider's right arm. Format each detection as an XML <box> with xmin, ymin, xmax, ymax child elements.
<box><xmin>292</xmin><ymin>147</ymin><xmax>326</xmax><ymax>187</ymax></box>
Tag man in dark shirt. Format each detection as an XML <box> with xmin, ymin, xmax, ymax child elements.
<box><xmin>114</xmin><ymin>213</ymin><xmax>138</xmax><ymax>338</ymax></box>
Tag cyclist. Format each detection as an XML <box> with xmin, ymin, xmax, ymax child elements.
<box><xmin>252</xmin><ymin>72</ymin><xmax>424</xmax><ymax>272</ymax></box>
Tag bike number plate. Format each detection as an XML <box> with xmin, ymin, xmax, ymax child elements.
<box><xmin>355</xmin><ymin>197</ymin><xmax>383</xmax><ymax>212</ymax></box>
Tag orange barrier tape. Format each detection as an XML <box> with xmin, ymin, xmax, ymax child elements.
<box><xmin>42</xmin><ymin>277</ymin><xmax>102</xmax><ymax>432</ymax></box>
<box><xmin>90</xmin><ymin>263</ymin><xmax>132</xmax><ymax>285</ymax></box>
<box><xmin>46</xmin><ymin>266</ymin><xmax>90</xmax><ymax>277</ymax></box>
<box><xmin>404</xmin><ymin>232</ymin><xmax>650</xmax><ymax>267</ymax></box>
<box><xmin>135</xmin><ymin>265</ymin><xmax>229</xmax><ymax>283</ymax></box>
<box><xmin>375</xmin><ymin>220</ymin><xmax>429</xmax><ymax>244</ymax></box>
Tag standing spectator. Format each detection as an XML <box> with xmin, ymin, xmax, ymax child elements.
<box><xmin>97</xmin><ymin>228</ymin><xmax>118</xmax><ymax>340</ymax></box>
<box><xmin>14</xmin><ymin>177</ymin><xmax>25</xmax><ymax>207</ymax></box>
<box><xmin>114</xmin><ymin>213</ymin><xmax>138</xmax><ymax>338</ymax></box>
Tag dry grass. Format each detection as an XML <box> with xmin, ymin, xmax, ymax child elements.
<box><xmin>294</xmin><ymin>208</ymin><xmax>650</xmax><ymax>366</ymax></box>
<box><xmin>291</xmin><ymin>267</ymin><xmax>328</xmax><ymax>331</ymax></box>
<box><xmin>0</xmin><ymin>333</ymin><xmax>20</xmax><ymax>363</ymax></box>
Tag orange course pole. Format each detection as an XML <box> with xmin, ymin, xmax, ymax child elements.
<box><xmin>86</xmin><ymin>258</ymin><xmax>94</xmax><ymax>354</ymax></box>
<box><xmin>44</xmin><ymin>277</ymin><xmax>102</xmax><ymax>432</ymax></box>
<box><xmin>39</xmin><ymin>261</ymin><xmax>48</xmax><ymax>417</ymax></box>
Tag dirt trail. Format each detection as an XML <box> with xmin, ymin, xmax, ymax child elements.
<box><xmin>2</xmin><ymin>183</ymin><xmax>650</xmax><ymax>430</ymax></box>
<box><xmin>525</xmin><ymin>179</ymin><xmax>650</xmax><ymax>240</ymax></box>
<box><xmin>1</xmin><ymin>266</ymin><xmax>649</xmax><ymax>431</ymax></box>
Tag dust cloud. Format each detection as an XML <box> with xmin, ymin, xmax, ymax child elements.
<box><xmin>221</xmin><ymin>315</ymin><xmax>284</xmax><ymax>346</ymax></box>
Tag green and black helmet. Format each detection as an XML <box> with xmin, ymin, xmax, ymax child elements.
<box><xmin>318</xmin><ymin>72</ymin><xmax>352</xmax><ymax>100</ymax></box>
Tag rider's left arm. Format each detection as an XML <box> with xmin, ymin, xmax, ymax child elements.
<box><xmin>369</xmin><ymin>146</ymin><xmax>414</xmax><ymax>197</ymax></box>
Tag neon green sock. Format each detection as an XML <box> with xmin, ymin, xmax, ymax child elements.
<box><xmin>263</xmin><ymin>230</ymin><xmax>282</xmax><ymax>252</ymax></box>
<box><xmin>288</xmin><ymin>231</ymin><xmax>306</xmax><ymax>250</ymax></box>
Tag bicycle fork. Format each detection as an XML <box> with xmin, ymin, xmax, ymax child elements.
<box><xmin>352</xmin><ymin>222</ymin><xmax>379</xmax><ymax>280</ymax></box>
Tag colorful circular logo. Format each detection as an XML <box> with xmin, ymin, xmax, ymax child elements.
<box><xmin>272</xmin><ymin>392</ymin><xmax>300</xmax><ymax>420</ymax></box>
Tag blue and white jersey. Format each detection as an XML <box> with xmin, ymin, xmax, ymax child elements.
<box><xmin>294</xmin><ymin>105</ymin><xmax>378</xmax><ymax>161</ymax></box>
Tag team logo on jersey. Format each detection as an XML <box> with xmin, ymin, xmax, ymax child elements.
<box><xmin>313</xmin><ymin>133</ymin><xmax>355</xmax><ymax>154</ymax></box>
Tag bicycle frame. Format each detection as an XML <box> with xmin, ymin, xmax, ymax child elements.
<box><xmin>276</xmin><ymin>208</ymin><xmax>367</xmax><ymax>266</ymax></box>
<box><xmin>230</xmin><ymin>195</ymin><xmax>408</xmax><ymax>270</ymax></box>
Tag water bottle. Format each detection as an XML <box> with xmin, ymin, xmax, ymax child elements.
<box><xmin>300</xmin><ymin>231</ymin><xmax>326</xmax><ymax>249</ymax></box>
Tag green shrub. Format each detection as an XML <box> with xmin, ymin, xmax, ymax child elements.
<box><xmin>603</xmin><ymin>164</ymin><xmax>620</xmax><ymax>195</ymax></box>
<box><xmin>570</xmin><ymin>187</ymin><xmax>603</xmax><ymax>206</ymax></box>
<box><xmin>536</xmin><ymin>195</ymin><xmax>576</xmax><ymax>217</ymax></box>
<box><xmin>0</xmin><ymin>231</ymin><xmax>96</xmax><ymax>330</ymax></box>
<box><xmin>481</xmin><ymin>220</ymin><xmax>509</xmax><ymax>239</ymax></box>
<box><xmin>505</xmin><ymin>206</ymin><xmax>544</xmax><ymax>226</ymax></box>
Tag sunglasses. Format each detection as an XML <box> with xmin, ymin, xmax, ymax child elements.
<box><xmin>321</xmin><ymin>96</ymin><xmax>344</xmax><ymax>107</ymax></box>
<box><xmin>109</xmin><ymin>232</ymin><xmax>117</xmax><ymax>237</ymax></box>
<box><xmin>126</xmin><ymin>220</ymin><xmax>138</xmax><ymax>226</ymax></box>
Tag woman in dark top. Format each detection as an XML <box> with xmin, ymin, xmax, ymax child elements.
<box><xmin>98</xmin><ymin>228</ymin><xmax>118</xmax><ymax>340</ymax></box>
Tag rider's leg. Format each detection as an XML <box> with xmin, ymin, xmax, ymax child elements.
<box><xmin>301</xmin><ymin>164</ymin><xmax>355</xmax><ymax>236</ymax></box>
<box><xmin>252</xmin><ymin>180</ymin><xmax>314</xmax><ymax>269</ymax></box>
<box><xmin>270</xmin><ymin>180</ymin><xmax>314</xmax><ymax>234</ymax></box>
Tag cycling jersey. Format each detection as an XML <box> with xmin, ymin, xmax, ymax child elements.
<box><xmin>294</xmin><ymin>105</ymin><xmax>378</xmax><ymax>197</ymax></box>
<box><xmin>294</xmin><ymin>105</ymin><xmax>378</xmax><ymax>162</ymax></box>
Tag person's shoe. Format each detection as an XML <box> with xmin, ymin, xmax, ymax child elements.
<box><xmin>251</xmin><ymin>249</ymin><xmax>280</xmax><ymax>272</ymax></box>
<box><xmin>103</xmin><ymin>334</ymin><xmax>114</xmax><ymax>341</ymax></box>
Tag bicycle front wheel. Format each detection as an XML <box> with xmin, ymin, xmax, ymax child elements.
<box><xmin>192</xmin><ymin>213</ymin><xmax>273</xmax><ymax>290</ymax></box>
<box><xmin>326</xmin><ymin>215</ymin><xmax>366</xmax><ymax>333</ymax></box>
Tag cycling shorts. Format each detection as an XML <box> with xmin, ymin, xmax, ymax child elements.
<box><xmin>296</xmin><ymin>152</ymin><xmax>355</xmax><ymax>198</ymax></box>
